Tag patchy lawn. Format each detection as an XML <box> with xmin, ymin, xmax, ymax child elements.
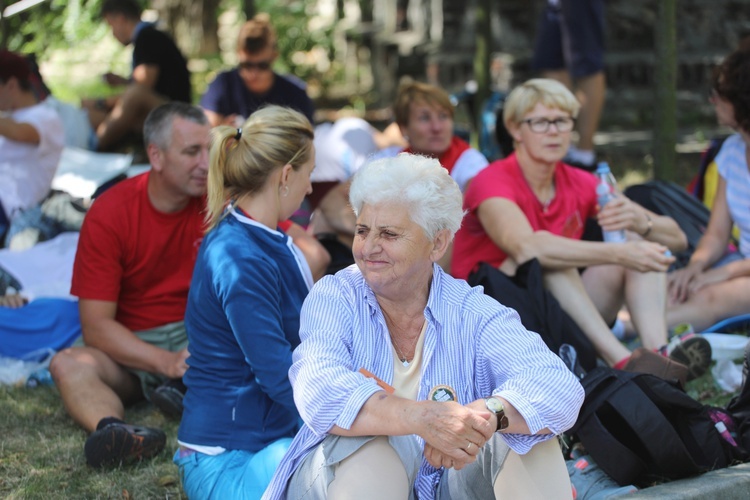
<box><xmin>0</xmin><ymin>384</ymin><xmax>183</xmax><ymax>498</ymax></box>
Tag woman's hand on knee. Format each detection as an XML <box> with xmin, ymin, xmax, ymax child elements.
<box><xmin>621</xmin><ymin>241</ymin><xmax>673</xmax><ymax>272</ymax></box>
<box><xmin>668</xmin><ymin>264</ymin><xmax>702</xmax><ymax>303</ymax></box>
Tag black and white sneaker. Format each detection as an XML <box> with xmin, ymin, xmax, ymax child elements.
<box><xmin>84</xmin><ymin>422</ymin><xmax>166</xmax><ymax>468</ymax></box>
<box><xmin>150</xmin><ymin>378</ymin><xmax>186</xmax><ymax>420</ymax></box>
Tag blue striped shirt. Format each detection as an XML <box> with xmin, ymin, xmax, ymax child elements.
<box><xmin>264</xmin><ymin>264</ymin><xmax>584</xmax><ymax>499</ymax></box>
<box><xmin>716</xmin><ymin>133</ymin><xmax>750</xmax><ymax>257</ymax></box>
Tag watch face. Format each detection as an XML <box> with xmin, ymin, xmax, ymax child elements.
<box><xmin>486</xmin><ymin>397</ymin><xmax>504</xmax><ymax>413</ymax></box>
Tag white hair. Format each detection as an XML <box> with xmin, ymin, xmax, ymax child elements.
<box><xmin>349</xmin><ymin>153</ymin><xmax>465</xmax><ymax>239</ymax></box>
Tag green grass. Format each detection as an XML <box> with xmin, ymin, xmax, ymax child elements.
<box><xmin>0</xmin><ymin>385</ymin><xmax>184</xmax><ymax>498</ymax></box>
<box><xmin>0</xmin><ymin>366</ymin><xmax>741</xmax><ymax>498</ymax></box>
<box><xmin>685</xmin><ymin>367</ymin><xmax>739</xmax><ymax>407</ymax></box>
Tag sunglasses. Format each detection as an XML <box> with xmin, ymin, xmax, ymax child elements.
<box><xmin>238</xmin><ymin>60</ymin><xmax>273</xmax><ymax>72</ymax></box>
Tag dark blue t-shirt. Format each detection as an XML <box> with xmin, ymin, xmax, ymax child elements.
<box><xmin>200</xmin><ymin>69</ymin><xmax>315</xmax><ymax>124</ymax></box>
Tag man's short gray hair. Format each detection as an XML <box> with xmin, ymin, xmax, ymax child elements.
<box><xmin>143</xmin><ymin>102</ymin><xmax>208</xmax><ymax>151</ymax></box>
<box><xmin>349</xmin><ymin>154</ymin><xmax>465</xmax><ymax>240</ymax></box>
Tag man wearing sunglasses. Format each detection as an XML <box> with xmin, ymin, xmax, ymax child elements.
<box><xmin>200</xmin><ymin>14</ymin><xmax>315</xmax><ymax>127</ymax></box>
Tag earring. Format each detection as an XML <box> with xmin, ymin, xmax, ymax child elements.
<box><xmin>280</xmin><ymin>185</ymin><xmax>289</xmax><ymax>197</ymax></box>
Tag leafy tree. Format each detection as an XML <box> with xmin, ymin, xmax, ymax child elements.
<box><xmin>2</xmin><ymin>0</ymin><xmax>109</xmax><ymax>54</ymax></box>
<box><xmin>2</xmin><ymin>0</ymin><xmax>335</xmax><ymax>92</ymax></box>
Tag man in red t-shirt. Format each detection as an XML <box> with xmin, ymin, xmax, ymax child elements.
<box><xmin>50</xmin><ymin>102</ymin><xmax>211</xmax><ymax>468</ymax></box>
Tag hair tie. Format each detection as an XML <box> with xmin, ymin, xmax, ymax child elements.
<box><xmin>235</xmin><ymin>128</ymin><xmax>242</xmax><ymax>141</ymax></box>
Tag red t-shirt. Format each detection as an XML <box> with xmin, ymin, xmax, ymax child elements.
<box><xmin>70</xmin><ymin>173</ymin><xmax>206</xmax><ymax>332</ymax></box>
<box><xmin>451</xmin><ymin>153</ymin><xmax>598</xmax><ymax>280</ymax></box>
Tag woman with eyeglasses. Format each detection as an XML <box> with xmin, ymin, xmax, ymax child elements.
<box><xmin>199</xmin><ymin>13</ymin><xmax>315</xmax><ymax>128</ymax></box>
<box><xmin>667</xmin><ymin>49</ymin><xmax>750</xmax><ymax>331</ymax></box>
<box><xmin>451</xmin><ymin>79</ymin><xmax>706</xmax><ymax>377</ymax></box>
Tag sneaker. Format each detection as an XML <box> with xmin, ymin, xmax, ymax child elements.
<box><xmin>150</xmin><ymin>378</ymin><xmax>186</xmax><ymax>419</ymax></box>
<box><xmin>84</xmin><ymin>422</ymin><xmax>166</xmax><ymax>468</ymax></box>
<box><xmin>623</xmin><ymin>347</ymin><xmax>688</xmax><ymax>387</ymax></box>
<box><xmin>658</xmin><ymin>333</ymin><xmax>712</xmax><ymax>381</ymax></box>
<box><xmin>567</xmin><ymin>453</ymin><xmax>638</xmax><ymax>499</ymax></box>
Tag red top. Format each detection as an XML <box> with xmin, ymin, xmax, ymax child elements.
<box><xmin>451</xmin><ymin>153</ymin><xmax>598</xmax><ymax>280</ymax></box>
<box><xmin>402</xmin><ymin>135</ymin><xmax>471</xmax><ymax>172</ymax></box>
<box><xmin>71</xmin><ymin>173</ymin><xmax>206</xmax><ymax>331</ymax></box>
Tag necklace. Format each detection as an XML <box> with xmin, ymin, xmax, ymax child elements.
<box><xmin>382</xmin><ymin>309</ymin><xmax>424</xmax><ymax>367</ymax></box>
<box><xmin>392</xmin><ymin>340</ymin><xmax>412</xmax><ymax>367</ymax></box>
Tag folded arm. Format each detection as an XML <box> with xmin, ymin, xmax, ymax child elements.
<box><xmin>598</xmin><ymin>194</ymin><xmax>688</xmax><ymax>252</ymax></box>
<box><xmin>668</xmin><ymin>177</ymin><xmax>736</xmax><ymax>302</ymax></box>
<box><xmin>477</xmin><ymin>197</ymin><xmax>673</xmax><ymax>272</ymax></box>
<box><xmin>0</xmin><ymin>117</ymin><xmax>40</xmax><ymax>144</ymax></box>
<box><xmin>78</xmin><ymin>298</ymin><xmax>188</xmax><ymax>378</ymax></box>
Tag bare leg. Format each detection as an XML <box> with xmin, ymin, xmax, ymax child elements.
<box><xmin>327</xmin><ymin>436</ymin><xmax>410</xmax><ymax>500</ymax></box>
<box><xmin>667</xmin><ymin>277</ymin><xmax>750</xmax><ymax>332</ymax></box>
<box><xmin>572</xmin><ymin>72</ymin><xmax>606</xmax><ymax>152</ymax></box>
<box><xmin>543</xmin><ymin>267</ymin><xmax>630</xmax><ymax>366</ymax></box>
<box><xmin>49</xmin><ymin>346</ymin><xmax>143</xmax><ymax>432</ymax></box>
<box><xmin>85</xmin><ymin>108</ymin><xmax>109</xmax><ymax>130</ymax></box>
<box><xmin>580</xmin><ymin>264</ymin><xmax>625</xmax><ymax>325</ymax></box>
<box><xmin>542</xmin><ymin>69</ymin><xmax>573</xmax><ymax>90</ymax></box>
<box><xmin>96</xmin><ymin>84</ymin><xmax>165</xmax><ymax>151</ymax></box>
<box><xmin>582</xmin><ymin>265</ymin><xmax>669</xmax><ymax>350</ymax></box>
<box><xmin>493</xmin><ymin>438</ymin><xmax>572</xmax><ymax>500</ymax></box>
<box><xmin>624</xmin><ymin>269</ymin><xmax>668</xmax><ymax>349</ymax></box>
<box><xmin>543</xmin><ymin>69</ymin><xmax>605</xmax><ymax>153</ymax></box>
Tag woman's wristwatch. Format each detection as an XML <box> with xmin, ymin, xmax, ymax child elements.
<box><xmin>485</xmin><ymin>397</ymin><xmax>509</xmax><ymax>431</ymax></box>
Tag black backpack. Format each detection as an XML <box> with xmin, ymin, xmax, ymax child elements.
<box><xmin>467</xmin><ymin>259</ymin><xmax>598</xmax><ymax>371</ymax></box>
<box><xmin>569</xmin><ymin>366</ymin><xmax>741</xmax><ymax>487</ymax></box>
<box><xmin>623</xmin><ymin>180</ymin><xmax>734</xmax><ymax>270</ymax></box>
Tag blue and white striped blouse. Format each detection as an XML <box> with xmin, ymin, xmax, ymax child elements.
<box><xmin>264</xmin><ymin>264</ymin><xmax>584</xmax><ymax>499</ymax></box>
<box><xmin>716</xmin><ymin>133</ymin><xmax>750</xmax><ymax>257</ymax></box>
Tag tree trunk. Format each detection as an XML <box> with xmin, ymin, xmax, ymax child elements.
<box><xmin>336</xmin><ymin>0</ymin><xmax>345</xmax><ymax>21</ymax></box>
<box><xmin>473</xmin><ymin>0</ymin><xmax>492</xmax><ymax>139</ymax></box>
<box><xmin>360</xmin><ymin>0</ymin><xmax>374</xmax><ymax>24</ymax></box>
<box><xmin>653</xmin><ymin>0</ymin><xmax>677</xmax><ymax>181</ymax></box>
<box><xmin>243</xmin><ymin>0</ymin><xmax>256</xmax><ymax>20</ymax></box>
<box><xmin>0</xmin><ymin>0</ymin><xmax>7</xmax><ymax>51</ymax></box>
<box><xmin>151</xmin><ymin>0</ymin><xmax>221</xmax><ymax>57</ymax></box>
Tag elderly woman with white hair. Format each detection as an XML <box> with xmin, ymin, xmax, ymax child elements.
<box><xmin>264</xmin><ymin>153</ymin><xmax>584</xmax><ymax>500</ymax></box>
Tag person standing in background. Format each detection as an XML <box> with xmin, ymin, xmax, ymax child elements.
<box><xmin>532</xmin><ymin>0</ymin><xmax>606</xmax><ymax>170</ymax></box>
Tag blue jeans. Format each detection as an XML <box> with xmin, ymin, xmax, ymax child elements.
<box><xmin>174</xmin><ymin>438</ymin><xmax>293</xmax><ymax>500</ymax></box>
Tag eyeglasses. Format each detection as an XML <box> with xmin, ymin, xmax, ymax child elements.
<box><xmin>521</xmin><ymin>117</ymin><xmax>575</xmax><ymax>133</ymax></box>
<box><xmin>238</xmin><ymin>60</ymin><xmax>273</xmax><ymax>72</ymax></box>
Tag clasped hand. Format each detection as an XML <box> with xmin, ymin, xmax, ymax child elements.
<box><xmin>418</xmin><ymin>399</ymin><xmax>494</xmax><ymax>470</ymax></box>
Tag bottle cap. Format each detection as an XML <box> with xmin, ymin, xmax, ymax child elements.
<box><xmin>596</xmin><ymin>162</ymin><xmax>610</xmax><ymax>174</ymax></box>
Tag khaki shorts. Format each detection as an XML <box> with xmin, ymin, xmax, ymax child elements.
<box><xmin>287</xmin><ymin>433</ymin><xmax>513</xmax><ymax>500</ymax></box>
<box><xmin>74</xmin><ymin>320</ymin><xmax>188</xmax><ymax>400</ymax></box>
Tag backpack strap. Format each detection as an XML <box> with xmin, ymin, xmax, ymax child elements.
<box><xmin>572</xmin><ymin>368</ymin><xmax>699</xmax><ymax>485</ymax></box>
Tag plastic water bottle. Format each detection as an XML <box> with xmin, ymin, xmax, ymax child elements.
<box><xmin>595</xmin><ymin>162</ymin><xmax>626</xmax><ymax>243</ymax></box>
